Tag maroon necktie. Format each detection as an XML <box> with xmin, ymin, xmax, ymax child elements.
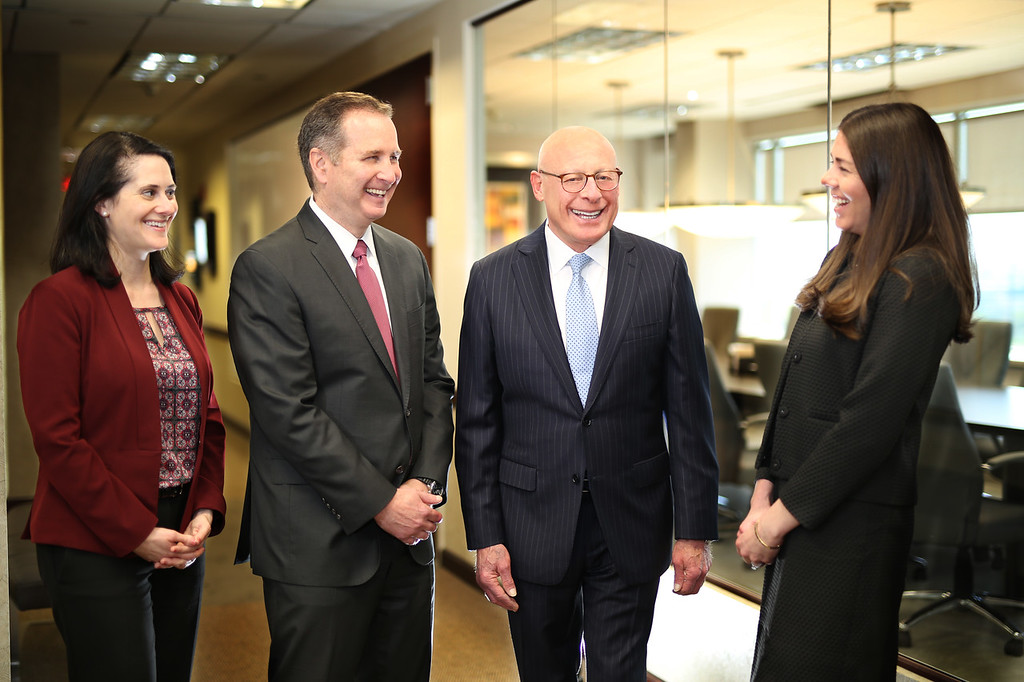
<box><xmin>353</xmin><ymin>239</ymin><xmax>397</xmax><ymax>376</ymax></box>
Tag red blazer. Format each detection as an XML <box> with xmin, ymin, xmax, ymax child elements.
<box><xmin>17</xmin><ymin>266</ymin><xmax>227</xmax><ymax>557</ymax></box>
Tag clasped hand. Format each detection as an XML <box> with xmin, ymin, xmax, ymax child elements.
<box><xmin>374</xmin><ymin>479</ymin><xmax>443</xmax><ymax>546</ymax></box>
<box><xmin>134</xmin><ymin>510</ymin><xmax>213</xmax><ymax>569</ymax></box>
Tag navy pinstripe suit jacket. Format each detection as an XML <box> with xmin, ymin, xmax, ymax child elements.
<box><xmin>455</xmin><ymin>225</ymin><xmax>719</xmax><ymax>586</ymax></box>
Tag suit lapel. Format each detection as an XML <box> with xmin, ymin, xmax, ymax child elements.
<box><xmin>302</xmin><ymin>208</ymin><xmax>400</xmax><ymax>391</ymax></box>
<box><xmin>587</xmin><ymin>227</ymin><xmax>637</xmax><ymax>409</ymax></box>
<box><xmin>512</xmin><ymin>229</ymin><xmax>581</xmax><ymax>409</ymax></box>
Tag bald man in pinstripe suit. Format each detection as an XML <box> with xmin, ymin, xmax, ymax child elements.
<box><xmin>455</xmin><ymin>127</ymin><xmax>719</xmax><ymax>682</ymax></box>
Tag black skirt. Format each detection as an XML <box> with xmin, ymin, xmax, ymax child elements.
<box><xmin>751</xmin><ymin>495</ymin><xmax>914</xmax><ymax>681</ymax></box>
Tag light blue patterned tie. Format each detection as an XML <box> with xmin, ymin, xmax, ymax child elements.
<box><xmin>566</xmin><ymin>252</ymin><xmax>599</xmax><ymax>405</ymax></box>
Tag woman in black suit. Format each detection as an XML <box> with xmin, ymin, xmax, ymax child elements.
<box><xmin>735</xmin><ymin>102</ymin><xmax>978</xmax><ymax>680</ymax></box>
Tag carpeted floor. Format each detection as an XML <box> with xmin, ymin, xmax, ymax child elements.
<box><xmin>14</xmin><ymin>565</ymin><xmax>519</xmax><ymax>682</ymax></box>
<box><xmin>11</xmin><ymin>422</ymin><xmax>520</xmax><ymax>682</ymax></box>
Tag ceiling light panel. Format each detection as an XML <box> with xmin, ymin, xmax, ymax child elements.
<box><xmin>801</xmin><ymin>43</ymin><xmax>969</xmax><ymax>73</ymax></box>
<box><xmin>173</xmin><ymin>0</ymin><xmax>312</xmax><ymax>8</ymax></box>
<box><xmin>515</xmin><ymin>27</ymin><xmax>682</xmax><ymax>65</ymax></box>
<box><xmin>80</xmin><ymin>115</ymin><xmax>156</xmax><ymax>134</ymax></box>
<box><xmin>117</xmin><ymin>52</ymin><xmax>228</xmax><ymax>84</ymax></box>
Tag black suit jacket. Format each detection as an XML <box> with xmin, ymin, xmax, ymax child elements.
<box><xmin>455</xmin><ymin>225</ymin><xmax>718</xmax><ymax>586</ymax></box>
<box><xmin>228</xmin><ymin>200</ymin><xmax>454</xmax><ymax>586</ymax></box>
<box><xmin>755</xmin><ymin>249</ymin><xmax>960</xmax><ymax>528</ymax></box>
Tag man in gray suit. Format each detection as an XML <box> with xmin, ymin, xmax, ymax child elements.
<box><xmin>228</xmin><ymin>91</ymin><xmax>454</xmax><ymax>681</ymax></box>
<box><xmin>455</xmin><ymin>126</ymin><xmax>719</xmax><ymax>681</ymax></box>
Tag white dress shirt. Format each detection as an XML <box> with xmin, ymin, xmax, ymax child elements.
<box><xmin>309</xmin><ymin>196</ymin><xmax>393</xmax><ymax>323</ymax></box>
<box><xmin>544</xmin><ymin>222</ymin><xmax>609</xmax><ymax>348</ymax></box>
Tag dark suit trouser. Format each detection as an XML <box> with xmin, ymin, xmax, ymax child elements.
<box><xmin>508</xmin><ymin>493</ymin><xmax>659</xmax><ymax>682</ymax></box>
<box><xmin>35</xmin><ymin>495</ymin><xmax>204</xmax><ymax>682</ymax></box>
<box><xmin>262</xmin><ymin>536</ymin><xmax>434</xmax><ymax>682</ymax></box>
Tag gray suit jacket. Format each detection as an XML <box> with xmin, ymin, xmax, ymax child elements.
<box><xmin>228</xmin><ymin>200</ymin><xmax>454</xmax><ymax>586</ymax></box>
<box><xmin>455</xmin><ymin>225</ymin><xmax>719</xmax><ymax>586</ymax></box>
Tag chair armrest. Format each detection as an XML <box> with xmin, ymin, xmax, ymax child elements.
<box><xmin>743</xmin><ymin>412</ymin><xmax>771</xmax><ymax>428</ymax></box>
<box><xmin>985</xmin><ymin>450</ymin><xmax>1024</xmax><ymax>471</ymax></box>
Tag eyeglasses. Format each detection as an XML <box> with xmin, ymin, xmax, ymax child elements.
<box><xmin>537</xmin><ymin>168</ymin><xmax>623</xmax><ymax>193</ymax></box>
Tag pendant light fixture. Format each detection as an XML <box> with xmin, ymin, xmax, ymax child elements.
<box><xmin>671</xmin><ymin>50</ymin><xmax>803</xmax><ymax>238</ymax></box>
<box><xmin>801</xmin><ymin>1</ymin><xmax>984</xmax><ymax>212</ymax></box>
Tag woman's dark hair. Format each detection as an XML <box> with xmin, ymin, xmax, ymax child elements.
<box><xmin>796</xmin><ymin>102</ymin><xmax>978</xmax><ymax>342</ymax></box>
<box><xmin>50</xmin><ymin>131</ymin><xmax>184</xmax><ymax>287</ymax></box>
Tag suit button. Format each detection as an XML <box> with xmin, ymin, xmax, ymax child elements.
<box><xmin>571</xmin><ymin>474</ymin><xmax>580</xmax><ymax>484</ymax></box>
<box><xmin>792</xmin><ymin>352</ymin><xmax>802</xmax><ymax>363</ymax></box>
<box><xmin>583</xmin><ymin>419</ymin><xmax>592</xmax><ymax>427</ymax></box>
<box><xmin>772</xmin><ymin>460</ymin><xmax>782</xmax><ymax>470</ymax></box>
<box><xmin>406</xmin><ymin>409</ymin><xmax>412</xmax><ymax>417</ymax></box>
<box><xmin>395</xmin><ymin>465</ymin><xmax>406</xmax><ymax>475</ymax></box>
<box><xmin>779</xmin><ymin>407</ymin><xmax>789</xmax><ymax>418</ymax></box>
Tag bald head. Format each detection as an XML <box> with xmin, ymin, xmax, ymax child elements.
<box><xmin>531</xmin><ymin>126</ymin><xmax>620</xmax><ymax>253</ymax></box>
<box><xmin>537</xmin><ymin>126</ymin><xmax>617</xmax><ymax>170</ymax></box>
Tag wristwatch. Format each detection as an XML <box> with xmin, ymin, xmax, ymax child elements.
<box><xmin>415</xmin><ymin>477</ymin><xmax>444</xmax><ymax>497</ymax></box>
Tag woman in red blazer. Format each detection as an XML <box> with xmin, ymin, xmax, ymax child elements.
<box><xmin>17</xmin><ymin>131</ymin><xmax>226</xmax><ymax>682</ymax></box>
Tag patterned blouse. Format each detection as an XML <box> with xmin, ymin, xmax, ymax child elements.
<box><xmin>134</xmin><ymin>307</ymin><xmax>200</xmax><ymax>489</ymax></box>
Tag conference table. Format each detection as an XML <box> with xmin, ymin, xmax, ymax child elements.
<box><xmin>958</xmin><ymin>384</ymin><xmax>1024</xmax><ymax>450</ymax></box>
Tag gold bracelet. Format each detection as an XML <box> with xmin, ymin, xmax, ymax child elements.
<box><xmin>754</xmin><ymin>522</ymin><xmax>782</xmax><ymax>550</ymax></box>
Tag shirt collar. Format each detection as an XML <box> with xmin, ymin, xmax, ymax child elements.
<box><xmin>544</xmin><ymin>222</ymin><xmax>611</xmax><ymax>274</ymax></box>
<box><xmin>309</xmin><ymin>195</ymin><xmax>378</xmax><ymax>259</ymax></box>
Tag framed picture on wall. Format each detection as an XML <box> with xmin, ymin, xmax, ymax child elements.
<box><xmin>485</xmin><ymin>181</ymin><xmax>528</xmax><ymax>252</ymax></box>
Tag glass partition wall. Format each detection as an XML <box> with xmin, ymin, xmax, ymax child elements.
<box><xmin>478</xmin><ymin>1</ymin><xmax>1024</xmax><ymax>680</ymax></box>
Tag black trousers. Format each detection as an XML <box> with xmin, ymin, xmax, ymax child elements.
<box><xmin>507</xmin><ymin>493</ymin><xmax>660</xmax><ymax>682</ymax></box>
<box><xmin>36</xmin><ymin>494</ymin><xmax>204</xmax><ymax>682</ymax></box>
<box><xmin>262</xmin><ymin>535</ymin><xmax>434</xmax><ymax>682</ymax></box>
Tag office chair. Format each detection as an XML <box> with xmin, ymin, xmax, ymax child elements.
<box><xmin>942</xmin><ymin>319</ymin><xmax>1013</xmax><ymax>456</ymax></box>
<box><xmin>942</xmin><ymin>319</ymin><xmax>1012</xmax><ymax>388</ymax></box>
<box><xmin>753</xmin><ymin>339</ymin><xmax>788</xmax><ymax>405</ymax></box>
<box><xmin>701</xmin><ymin>307</ymin><xmax>740</xmax><ymax>372</ymax></box>
<box><xmin>899</xmin><ymin>364</ymin><xmax>1024</xmax><ymax>656</ymax></box>
<box><xmin>703</xmin><ymin>340</ymin><xmax>761</xmax><ymax>524</ymax></box>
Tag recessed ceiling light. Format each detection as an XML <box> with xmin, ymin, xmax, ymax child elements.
<box><xmin>515</xmin><ymin>27</ymin><xmax>682</xmax><ymax>65</ymax></box>
<box><xmin>116</xmin><ymin>52</ymin><xmax>228</xmax><ymax>84</ymax></box>
<box><xmin>800</xmin><ymin>43</ymin><xmax>968</xmax><ymax>73</ymax></box>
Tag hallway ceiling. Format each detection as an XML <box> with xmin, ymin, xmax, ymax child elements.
<box><xmin>2</xmin><ymin>0</ymin><xmax>443</xmax><ymax>148</ymax></box>
<box><xmin>2</xmin><ymin>0</ymin><xmax>1023</xmax><ymax>152</ymax></box>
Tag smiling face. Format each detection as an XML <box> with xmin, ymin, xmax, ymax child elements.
<box><xmin>530</xmin><ymin>127</ymin><xmax>619</xmax><ymax>253</ymax></box>
<box><xmin>821</xmin><ymin>131</ymin><xmax>872</xmax><ymax>236</ymax></box>
<box><xmin>310</xmin><ymin>110</ymin><xmax>401</xmax><ymax>237</ymax></box>
<box><xmin>96</xmin><ymin>154</ymin><xmax>177</xmax><ymax>265</ymax></box>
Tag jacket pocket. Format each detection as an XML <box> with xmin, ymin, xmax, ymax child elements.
<box><xmin>499</xmin><ymin>459</ymin><xmax>537</xmax><ymax>491</ymax></box>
